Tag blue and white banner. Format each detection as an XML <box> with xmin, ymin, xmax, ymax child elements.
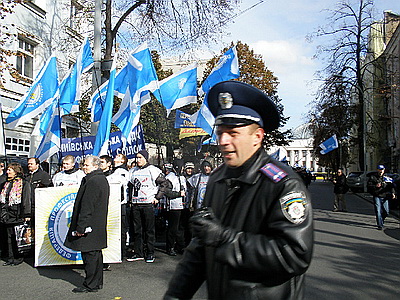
<box><xmin>174</xmin><ymin>109</ymin><xmax>197</xmax><ymax>128</ymax></box>
<box><xmin>189</xmin><ymin>104</ymin><xmax>215</xmax><ymax>136</ymax></box>
<box><xmin>190</xmin><ymin>46</ymin><xmax>240</xmax><ymax>136</ymax></box>
<box><xmin>6</xmin><ymin>56</ymin><xmax>59</xmax><ymax>128</ymax></box>
<box><xmin>112</xmin><ymin>43</ymin><xmax>159</xmax><ymax>140</ymax></box>
<box><xmin>92</xmin><ymin>58</ymin><xmax>116</xmax><ymax>156</ymax></box>
<box><xmin>319</xmin><ymin>134</ymin><xmax>339</xmax><ymax>155</ymax></box>
<box><xmin>154</xmin><ymin>63</ymin><xmax>197</xmax><ymax>116</ymax></box>
<box><xmin>34</xmin><ymin>101</ymin><xmax>62</xmax><ymax>161</ymax></box>
<box><xmin>58</xmin><ymin>37</ymin><xmax>94</xmax><ymax>116</ymax></box>
<box><xmin>198</xmin><ymin>46</ymin><xmax>240</xmax><ymax>96</ymax></box>
<box><xmin>60</xmin><ymin>127</ymin><xmax>145</xmax><ymax>164</ymax></box>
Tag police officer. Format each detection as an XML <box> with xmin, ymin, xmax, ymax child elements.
<box><xmin>164</xmin><ymin>81</ymin><xmax>314</xmax><ymax>300</ymax></box>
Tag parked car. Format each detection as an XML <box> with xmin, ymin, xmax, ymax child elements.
<box><xmin>346</xmin><ymin>171</ymin><xmax>375</xmax><ymax>192</ymax></box>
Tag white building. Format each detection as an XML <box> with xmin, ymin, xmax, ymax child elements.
<box><xmin>269</xmin><ymin>124</ymin><xmax>323</xmax><ymax>172</ymax></box>
<box><xmin>0</xmin><ymin>0</ymin><xmax>90</xmax><ymax>158</ymax></box>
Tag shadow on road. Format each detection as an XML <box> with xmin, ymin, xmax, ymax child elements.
<box><xmin>35</xmin><ymin>263</ymin><xmax>85</xmax><ymax>287</ymax></box>
<box><xmin>384</xmin><ymin>227</ymin><xmax>400</xmax><ymax>241</ymax></box>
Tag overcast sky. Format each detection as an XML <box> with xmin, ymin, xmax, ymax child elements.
<box><xmin>220</xmin><ymin>0</ymin><xmax>400</xmax><ymax>130</ymax></box>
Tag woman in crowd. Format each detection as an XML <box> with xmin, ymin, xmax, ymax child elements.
<box><xmin>0</xmin><ymin>163</ymin><xmax>31</xmax><ymax>266</ymax></box>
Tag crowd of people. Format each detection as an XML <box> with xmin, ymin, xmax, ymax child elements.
<box><xmin>0</xmin><ymin>151</ymin><xmax>214</xmax><ymax>264</ymax></box>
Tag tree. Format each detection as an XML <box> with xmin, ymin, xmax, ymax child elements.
<box><xmin>104</xmin><ymin>1</ymin><xmax>240</xmax><ymax>60</ymax></box>
<box><xmin>200</xmin><ymin>41</ymin><xmax>292</xmax><ymax>149</ymax></box>
<box><xmin>0</xmin><ymin>0</ymin><xmax>21</xmax><ymax>87</ymax></box>
<box><xmin>308</xmin><ymin>75</ymin><xmax>354</xmax><ymax>170</ymax></box>
<box><xmin>307</xmin><ymin>0</ymin><xmax>377</xmax><ymax>171</ymax></box>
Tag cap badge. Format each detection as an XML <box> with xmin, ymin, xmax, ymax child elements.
<box><xmin>218</xmin><ymin>92</ymin><xmax>233</xmax><ymax>109</ymax></box>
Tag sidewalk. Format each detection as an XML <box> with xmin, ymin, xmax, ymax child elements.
<box><xmin>353</xmin><ymin>192</ymin><xmax>400</xmax><ymax>219</ymax></box>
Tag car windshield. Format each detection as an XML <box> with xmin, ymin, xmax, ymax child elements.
<box><xmin>348</xmin><ymin>172</ymin><xmax>362</xmax><ymax>178</ymax></box>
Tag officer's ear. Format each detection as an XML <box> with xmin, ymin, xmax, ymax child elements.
<box><xmin>250</xmin><ymin>125</ymin><xmax>264</xmax><ymax>146</ymax></box>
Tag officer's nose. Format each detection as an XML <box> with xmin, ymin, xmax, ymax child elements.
<box><xmin>218</xmin><ymin>132</ymin><xmax>230</xmax><ymax>145</ymax></box>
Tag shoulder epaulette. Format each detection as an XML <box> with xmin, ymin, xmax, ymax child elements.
<box><xmin>260</xmin><ymin>163</ymin><xmax>288</xmax><ymax>183</ymax></box>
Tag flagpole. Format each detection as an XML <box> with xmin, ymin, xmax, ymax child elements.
<box><xmin>56</xmin><ymin>98</ymin><xmax>63</xmax><ymax>163</ymax></box>
<box><xmin>78</xmin><ymin>116</ymin><xmax>86</xmax><ymax>158</ymax></box>
<box><xmin>0</xmin><ymin>104</ymin><xmax>8</xmax><ymax>158</ymax></box>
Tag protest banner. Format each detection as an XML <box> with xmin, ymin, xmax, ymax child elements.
<box><xmin>60</xmin><ymin>125</ymin><xmax>145</xmax><ymax>164</ymax></box>
<box><xmin>34</xmin><ymin>184</ymin><xmax>121</xmax><ymax>267</ymax></box>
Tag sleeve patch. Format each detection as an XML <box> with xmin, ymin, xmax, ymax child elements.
<box><xmin>280</xmin><ymin>192</ymin><xmax>308</xmax><ymax>224</ymax></box>
<box><xmin>260</xmin><ymin>163</ymin><xmax>288</xmax><ymax>183</ymax></box>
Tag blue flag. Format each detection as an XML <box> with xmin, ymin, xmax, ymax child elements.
<box><xmin>319</xmin><ymin>135</ymin><xmax>339</xmax><ymax>154</ymax></box>
<box><xmin>112</xmin><ymin>43</ymin><xmax>159</xmax><ymax>140</ymax></box>
<box><xmin>198</xmin><ymin>46</ymin><xmax>240</xmax><ymax>96</ymax></box>
<box><xmin>190</xmin><ymin>46</ymin><xmax>240</xmax><ymax>136</ymax></box>
<box><xmin>154</xmin><ymin>63</ymin><xmax>197</xmax><ymax>116</ymax></box>
<box><xmin>34</xmin><ymin>101</ymin><xmax>62</xmax><ymax>161</ymax></box>
<box><xmin>270</xmin><ymin>148</ymin><xmax>281</xmax><ymax>160</ymax></box>
<box><xmin>89</xmin><ymin>60</ymin><xmax>131</xmax><ymax>122</ymax></box>
<box><xmin>92</xmin><ymin>59</ymin><xmax>116</xmax><ymax>156</ymax></box>
<box><xmin>6</xmin><ymin>56</ymin><xmax>59</xmax><ymax>128</ymax></box>
<box><xmin>189</xmin><ymin>104</ymin><xmax>215</xmax><ymax>136</ymax></box>
<box><xmin>59</xmin><ymin>37</ymin><xmax>94</xmax><ymax>115</ymax></box>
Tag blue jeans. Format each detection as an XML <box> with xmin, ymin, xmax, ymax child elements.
<box><xmin>373</xmin><ymin>196</ymin><xmax>389</xmax><ymax>228</ymax></box>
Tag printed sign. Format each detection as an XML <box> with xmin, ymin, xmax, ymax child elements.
<box><xmin>61</xmin><ymin>125</ymin><xmax>145</xmax><ymax>164</ymax></box>
<box><xmin>174</xmin><ymin>110</ymin><xmax>197</xmax><ymax>128</ymax></box>
<box><xmin>34</xmin><ymin>184</ymin><xmax>121</xmax><ymax>267</ymax></box>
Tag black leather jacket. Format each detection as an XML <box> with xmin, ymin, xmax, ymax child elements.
<box><xmin>165</xmin><ymin>149</ymin><xmax>314</xmax><ymax>300</ymax></box>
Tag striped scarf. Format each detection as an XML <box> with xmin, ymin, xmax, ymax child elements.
<box><xmin>0</xmin><ymin>177</ymin><xmax>23</xmax><ymax>206</ymax></box>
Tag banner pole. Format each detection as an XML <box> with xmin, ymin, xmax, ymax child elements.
<box><xmin>0</xmin><ymin>104</ymin><xmax>8</xmax><ymax>159</ymax></box>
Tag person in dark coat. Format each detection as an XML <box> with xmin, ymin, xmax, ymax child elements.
<box><xmin>164</xmin><ymin>81</ymin><xmax>313</xmax><ymax>300</ymax></box>
<box><xmin>25</xmin><ymin>157</ymin><xmax>52</xmax><ymax>189</ymax></box>
<box><xmin>25</xmin><ymin>157</ymin><xmax>52</xmax><ymax>228</ymax></box>
<box><xmin>332</xmin><ymin>168</ymin><xmax>348</xmax><ymax>212</ymax></box>
<box><xmin>64</xmin><ymin>155</ymin><xmax>110</xmax><ymax>293</ymax></box>
<box><xmin>367</xmin><ymin>165</ymin><xmax>396</xmax><ymax>230</ymax></box>
<box><xmin>0</xmin><ymin>163</ymin><xmax>32</xmax><ymax>266</ymax></box>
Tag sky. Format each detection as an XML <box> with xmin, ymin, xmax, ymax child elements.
<box><xmin>219</xmin><ymin>0</ymin><xmax>400</xmax><ymax>130</ymax></box>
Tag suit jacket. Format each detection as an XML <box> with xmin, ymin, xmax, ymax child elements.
<box><xmin>64</xmin><ymin>169</ymin><xmax>110</xmax><ymax>252</ymax></box>
<box><xmin>25</xmin><ymin>168</ymin><xmax>52</xmax><ymax>188</ymax></box>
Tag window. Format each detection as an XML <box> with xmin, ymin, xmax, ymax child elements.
<box><xmin>16</xmin><ymin>37</ymin><xmax>35</xmax><ymax>78</ymax></box>
<box><xmin>5</xmin><ymin>137</ymin><xmax>30</xmax><ymax>155</ymax></box>
<box><xmin>302</xmin><ymin>150</ymin><xmax>307</xmax><ymax>158</ymax></box>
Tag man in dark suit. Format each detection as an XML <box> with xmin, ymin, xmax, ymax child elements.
<box><xmin>64</xmin><ymin>155</ymin><xmax>110</xmax><ymax>293</ymax></box>
<box><xmin>25</xmin><ymin>157</ymin><xmax>52</xmax><ymax>189</ymax></box>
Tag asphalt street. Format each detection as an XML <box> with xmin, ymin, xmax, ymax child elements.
<box><xmin>0</xmin><ymin>181</ymin><xmax>399</xmax><ymax>300</ymax></box>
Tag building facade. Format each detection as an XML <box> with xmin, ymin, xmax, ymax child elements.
<box><xmin>0</xmin><ymin>0</ymin><xmax>90</xmax><ymax>158</ymax></box>
<box><xmin>349</xmin><ymin>11</ymin><xmax>400</xmax><ymax>173</ymax></box>
<box><xmin>269</xmin><ymin>124</ymin><xmax>323</xmax><ymax>172</ymax></box>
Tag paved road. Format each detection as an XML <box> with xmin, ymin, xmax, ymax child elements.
<box><xmin>306</xmin><ymin>181</ymin><xmax>400</xmax><ymax>300</ymax></box>
<box><xmin>0</xmin><ymin>181</ymin><xmax>398</xmax><ymax>299</ymax></box>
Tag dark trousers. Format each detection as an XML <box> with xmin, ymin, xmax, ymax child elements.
<box><xmin>132</xmin><ymin>204</ymin><xmax>155</xmax><ymax>257</ymax></box>
<box><xmin>1</xmin><ymin>223</ymin><xmax>23</xmax><ymax>262</ymax></box>
<box><xmin>180</xmin><ymin>208</ymin><xmax>193</xmax><ymax>247</ymax></box>
<box><xmin>166</xmin><ymin>210</ymin><xmax>184</xmax><ymax>251</ymax></box>
<box><xmin>81</xmin><ymin>250</ymin><xmax>103</xmax><ymax>290</ymax></box>
<box><xmin>121</xmin><ymin>204</ymin><xmax>128</xmax><ymax>258</ymax></box>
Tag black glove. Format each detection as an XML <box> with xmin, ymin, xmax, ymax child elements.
<box><xmin>190</xmin><ymin>207</ymin><xmax>236</xmax><ymax>247</ymax></box>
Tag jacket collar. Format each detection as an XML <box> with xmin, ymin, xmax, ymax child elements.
<box><xmin>85</xmin><ymin>169</ymin><xmax>104</xmax><ymax>179</ymax></box>
<box><xmin>213</xmin><ymin>148</ymin><xmax>270</xmax><ymax>185</ymax></box>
